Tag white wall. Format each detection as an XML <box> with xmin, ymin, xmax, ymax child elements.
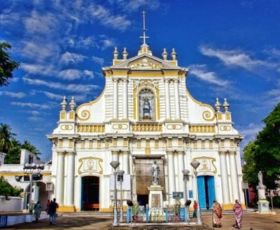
<box><xmin>0</xmin><ymin>196</ymin><xmax>23</xmax><ymax>212</ymax></box>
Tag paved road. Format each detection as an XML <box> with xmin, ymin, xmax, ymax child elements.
<box><xmin>2</xmin><ymin>211</ymin><xmax>279</xmax><ymax>230</ymax></box>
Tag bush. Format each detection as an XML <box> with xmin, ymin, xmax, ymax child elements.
<box><xmin>0</xmin><ymin>176</ymin><xmax>22</xmax><ymax>197</ymax></box>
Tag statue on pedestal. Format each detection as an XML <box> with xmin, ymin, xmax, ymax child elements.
<box><xmin>151</xmin><ymin>161</ymin><xmax>160</xmax><ymax>185</ymax></box>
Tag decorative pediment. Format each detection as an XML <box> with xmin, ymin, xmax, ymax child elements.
<box><xmin>128</xmin><ymin>57</ymin><xmax>163</xmax><ymax>70</ymax></box>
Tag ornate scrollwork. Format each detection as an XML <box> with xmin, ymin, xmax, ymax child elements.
<box><xmin>78</xmin><ymin>110</ymin><xmax>91</xmax><ymax>121</ymax></box>
<box><xmin>202</xmin><ymin>110</ymin><xmax>215</xmax><ymax>121</ymax></box>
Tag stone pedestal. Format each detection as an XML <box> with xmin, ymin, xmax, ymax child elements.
<box><xmin>257</xmin><ymin>199</ymin><xmax>270</xmax><ymax>213</ymax></box>
<box><xmin>257</xmin><ymin>185</ymin><xmax>270</xmax><ymax>214</ymax></box>
<box><xmin>148</xmin><ymin>185</ymin><xmax>165</xmax><ymax>222</ymax></box>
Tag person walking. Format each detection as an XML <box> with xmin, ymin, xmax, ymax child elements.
<box><xmin>192</xmin><ymin>200</ymin><xmax>198</xmax><ymax>218</ymax></box>
<box><xmin>233</xmin><ymin>200</ymin><xmax>243</xmax><ymax>229</ymax></box>
<box><xmin>48</xmin><ymin>198</ymin><xmax>59</xmax><ymax>225</ymax></box>
<box><xmin>212</xmin><ymin>200</ymin><xmax>222</xmax><ymax>228</ymax></box>
<box><xmin>33</xmin><ymin>201</ymin><xmax>42</xmax><ymax>222</ymax></box>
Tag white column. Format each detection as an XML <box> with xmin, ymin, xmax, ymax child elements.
<box><xmin>230</xmin><ymin>152</ymin><xmax>239</xmax><ymax>202</ymax></box>
<box><xmin>174</xmin><ymin>152</ymin><xmax>179</xmax><ymax>191</ymax></box>
<box><xmin>113</xmin><ymin>79</ymin><xmax>118</xmax><ymax>119</ymax></box>
<box><xmin>174</xmin><ymin>79</ymin><xmax>180</xmax><ymax>119</ymax></box>
<box><xmin>168</xmin><ymin>152</ymin><xmax>175</xmax><ymax>203</ymax></box>
<box><xmin>123</xmin><ymin>79</ymin><xmax>128</xmax><ymax>119</ymax></box>
<box><xmin>56</xmin><ymin>152</ymin><xmax>65</xmax><ymax>205</ymax></box>
<box><xmin>235</xmin><ymin>150</ymin><xmax>244</xmax><ymax>203</ymax></box>
<box><xmin>164</xmin><ymin>79</ymin><xmax>170</xmax><ymax>119</ymax></box>
<box><xmin>178</xmin><ymin>152</ymin><xmax>185</xmax><ymax>193</ymax></box>
<box><xmin>220</xmin><ymin>152</ymin><xmax>230</xmax><ymax>204</ymax></box>
<box><xmin>123</xmin><ymin>151</ymin><xmax>129</xmax><ymax>174</ymax></box>
<box><xmin>66</xmin><ymin>152</ymin><xmax>75</xmax><ymax>206</ymax></box>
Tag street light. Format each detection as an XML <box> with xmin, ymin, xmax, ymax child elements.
<box><xmin>117</xmin><ymin>170</ymin><xmax>125</xmax><ymax>223</ymax></box>
<box><xmin>182</xmin><ymin>169</ymin><xmax>190</xmax><ymax>222</ymax></box>
<box><xmin>23</xmin><ymin>163</ymin><xmax>44</xmax><ymax>213</ymax></box>
<box><xmin>110</xmin><ymin>160</ymin><xmax>120</xmax><ymax>226</ymax></box>
<box><xmin>190</xmin><ymin>159</ymin><xmax>202</xmax><ymax>225</ymax></box>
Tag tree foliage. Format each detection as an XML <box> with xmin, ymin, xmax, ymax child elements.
<box><xmin>0</xmin><ymin>42</ymin><xmax>19</xmax><ymax>86</ymax></box>
<box><xmin>0</xmin><ymin>176</ymin><xmax>22</xmax><ymax>197</ymax></box>
<box><xmin>0</xmin><ymin>123</ymin><xmax>40</xmax><ymax>164</ymax></box>
<box><xmin>243</xmin><ymin>103</ymin><xmax>280</xmax><ymax>189</ymax></box>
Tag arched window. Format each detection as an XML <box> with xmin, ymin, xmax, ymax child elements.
<box><xmin>139</xmin><ymin>89</ymin><xmax>155</xmax><ymax>121</ymax></box>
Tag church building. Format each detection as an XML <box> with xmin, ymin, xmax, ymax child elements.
<box><xmin>48</xmin><ymin>25</ymin><xmax>244</xmax><ymax>212</ymax></box>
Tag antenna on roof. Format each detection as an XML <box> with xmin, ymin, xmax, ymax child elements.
<box><xmin>140</xmin><ymin>10</ymin><xmax>149</xmax><ymax>45</ymax></box>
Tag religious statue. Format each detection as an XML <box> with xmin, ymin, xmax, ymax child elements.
<box><xmin>151</xmin><ymin>161</ymin><xmax>160</xmax><ymax>185</ymax></box>
<box><xmin>258</xmin><ymin>171</ymin><xmax>264</xmax><ymax>187</ymax></box>
<box><xmin>143</xmin><ymin>98</ymin><xmax>151</xmax><ymax>118</ymax></box>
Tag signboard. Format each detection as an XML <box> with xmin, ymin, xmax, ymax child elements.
<box><xmin>172</xmin><ymin>192</ymin><xmax>183</xmax><ymax>199</ymax></box>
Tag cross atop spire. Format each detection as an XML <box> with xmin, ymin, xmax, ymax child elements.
<box><xmin>138</xmin><ymin>11</ymin><xmax>152</xmax><ymax>55</ymax></box>
<box><xmin>140</xmin><ymin>11</ymin><xmax>149</xmax><ymax>45</ymax></box>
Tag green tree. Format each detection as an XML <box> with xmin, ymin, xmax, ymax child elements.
<box><xmin>243</xmin><ymin>103</ymin><xmax>280</xmax><ymax>189</ymax></box>
<box><xmin>0</xmin><ymin>176</ymin><xmax>22</xmax><ymax>197</ymax></box>
<box><xmin>21</xmin><ymin>140</ymin><xmax>40</xmax><ymax>156</ymax></box>
<box><xmin>4</xmin><ymin>139</ymin><xmax>21</xmax><ymax>164</ymax></box>
<box><xmin>0</xmin><ymin>123</ymin><xmax>15</xmax><ymax>153</ymax></box>
<box><xmin>0</xmin><ymin>42</ymin><xmax>19</xmax><ymax>86</ymax></box>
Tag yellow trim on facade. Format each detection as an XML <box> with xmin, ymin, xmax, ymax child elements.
<box><xmin>132</xmin><ymin>123</ymin><xmax>162</xmax><ymax>132</ymax></box>
<box><xmin>60</xmin><ymin>111</ymin><xmax>66</xmax><ymax>120</ymax></box>
<box><xmin>99</xmin><ymin>207</ymin><xmax>113</xmax><ymax>212</ymax></box>
<box><xmin>58</xmin><ymin>205</ymin><xmax>76</xmax><ymax>212</ymax></box>
<box><xmin>189</xmin><ymin>125</ymin><xmax>215</xmax><ymax>133</ymax></box>
<box><xmin>77</xmin><ymin>124</ymin><xmax>105</xmax><ymax>133</ymax></box>
<box><xmin>0</xmin><ymin>172</ymin><xmax>51</xmax><ymax>176</ymax></box>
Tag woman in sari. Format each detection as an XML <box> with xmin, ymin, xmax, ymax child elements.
<box><xmin>212</xmin><ymin>200</ymin><xmax>222</xmax><ymax>228</ymax></box>
<box><xmin>233</xmin><ymin>200</ymin><xmax>243</xmax><ymax>229</ymax></box>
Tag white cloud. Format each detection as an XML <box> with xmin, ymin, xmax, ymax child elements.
<box><xmin>0</xmin><ymin>91</ymin><xmax>26</xmax><ymax>98</ymax></box>
<box><xmin>200</xmin><ymin>46</ymin><xmax>275</xmax><ymax>71</ymax></box>
<box><xmin>24</xmin><ymin>11</ymin><xmax>58</xmax><ymax>35</ymax></box>
<box><xmin>21</xmin><ymin>63</ymin><xmax>56</xmax><ymax>76</ymax></box>
<box><xmin>60</xmin><ymin>52</ymin><xmax>86</xmax><ymax>65</ymax></box>
<box><xmin>11</xmin><ymin>102</ymin><xmax>51</xmax><ymax>110</ymax></box>
<box><xmin>190</xmin><ymin>65</ymin><xmax>230</xmax><ymax>87</ymax></box>
<box><xmin>87</xmin><ymin>4</ymin><xmax>131</xmax><ymax>31</ymax></box>
<box><xmin>23</xmin><ymin>77</ymin><xmax>99</xmax><ymax>93</ymax></box>
<box><xmin>100</xmin><ymin>38</ymin><xmax>115</xmax><ymax>49</ymax></box>
<box><xmin>58</xmin><ymin>69</ymin><xmax>83</xmax><ymax>80</ymax></box>
<box><xmin>240</xmin><ymin>123</ymin><xmax>263</xmax><ymax>147</ymax></box>
<box><xmin>83</xmin><ymin>70</ymin><xmax>94</xmax><ymax>78</ymax></box>
<box><xmin>92</xmin><ymin>56</ymin><xmax>104</xmax><ymax>66</ymax></box>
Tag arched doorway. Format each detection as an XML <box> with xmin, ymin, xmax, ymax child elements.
<box><xmin>81</xmin><ymin>176</ymin><xmax>100</xmax><ymax>211</ymax></box>
<box><xmin>197</xmin><ymin>175</ymin><xmax>216</xmax><ymax>209</ymax></box>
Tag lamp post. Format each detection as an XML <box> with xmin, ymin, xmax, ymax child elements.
<box><xmin>117</xmin><ymin>170</ymin><xmax>125</xmax><ymax>222</ymax></box>
<box><xmin>190</xmin><ymin>159</ymin><xmax>202</xmax><ymax>225</ymax></box>
<box><xmin>23</xmin><ymin>163</ymin><xmax>44</xmax><ymax>213</ymax></box>
<box><xmin>110</xmin><ymin>161</ymin><xmax>120</xmax><ymax>226</ymax></box>
<box><xmin>182</xmin><ymin>169</ymin><xmax>190</xmax><ymax>222</ymax></box>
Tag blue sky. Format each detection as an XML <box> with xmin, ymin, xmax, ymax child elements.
<box><xmin>0</xmin><ymin>0</ymin><xmax>279</xmax><ymax>161</ymax></box>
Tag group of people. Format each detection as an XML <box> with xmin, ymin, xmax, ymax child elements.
<box><xmin>31</xmin><ymin>198</ymin><xmax>59</xmax><ymax>225</ymax></box>
<box><xmin>191</xmin><ymin>199</ymin><xmax>243</xmax><ymax>229</ymax></box>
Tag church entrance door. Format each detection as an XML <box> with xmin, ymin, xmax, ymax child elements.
<box><xmin>81</xmin><ymin>176</ymin><xmax>99</xmax><ymax>211</ymax></box>
<box><xmin>197</xmin><ymin>176</ymin><xmax>216</xmax><ymax>209</ymax></box>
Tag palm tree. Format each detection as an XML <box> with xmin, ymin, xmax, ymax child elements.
<box><xmin>21</xmin><ymin>140</ymin><xmax>40</xmax><ymax>155</ymax></box>
<box><xmin>0</xmin><ymin>123</ymin><xmax>15</xmax><ymax>153</ymax></box>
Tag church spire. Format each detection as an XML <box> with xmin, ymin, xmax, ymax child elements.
<box><xmin>138</xmin><ymin>11</ymin><xmax>152</xmax><ymax>56</ymax></box>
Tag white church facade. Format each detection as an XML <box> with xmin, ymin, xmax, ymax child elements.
<box><xmin>48</xmin><ymin>40</ymin><xmax>245</xmax><ymax>212</ymax></box>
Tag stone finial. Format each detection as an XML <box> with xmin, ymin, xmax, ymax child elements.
<box><xmin>162</xmin><ymin>48</ymin><xmax>167</xmax><ymax>60</ymax></box>
<box><xmin>171</xmin><ymin>48</ymin><xmax>177</xmax><ymax>60</ymax></box>
<box><xmin>113</xmin><ymin>47</ymin><xmax>118</xmax><ymax>59</ymax></box>
<box><xmin>223</xmin><ymin>98</ymin><xmax>229</xmax><ymax>112</ymax></box>
<box><xmin>215</xmin><ymin>98</ymin><xmax>221</xmax><ymax>112</ymax></box>
<box><xmin>61</xmin><ymin>96</ymin><xmax>67</xmax><ymax>110</ymax></box>
<box><xmin>69</xmin><ymin>96</ymin><xmax>76</xmax><ymax>110</ymax></box>
<box><xmin>122</xmin><ymin>48</ymin><xmax>128</xmax><ymax>60</ymax></box>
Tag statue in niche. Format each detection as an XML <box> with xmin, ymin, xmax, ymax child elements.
<box><xmin>143</xmin><ymin>97</ymin><xmax>151</xmax><ymax>119</ymax></box>
<box><xmin>151</xmin><ymin>161</ymin><xmax>160</xmax><ymax>185</ymax></box>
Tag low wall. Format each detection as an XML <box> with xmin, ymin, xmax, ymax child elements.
<box><xmin>0</xmin><ymin>196</ymin><xmax>23</xmax><ymax>212</ymax></box>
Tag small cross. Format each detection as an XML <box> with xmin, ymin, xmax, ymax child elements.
<box><xmin>140</xmin><ymin>11</ymin><xmax>149</xmax><ymax>45</ymax></box>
